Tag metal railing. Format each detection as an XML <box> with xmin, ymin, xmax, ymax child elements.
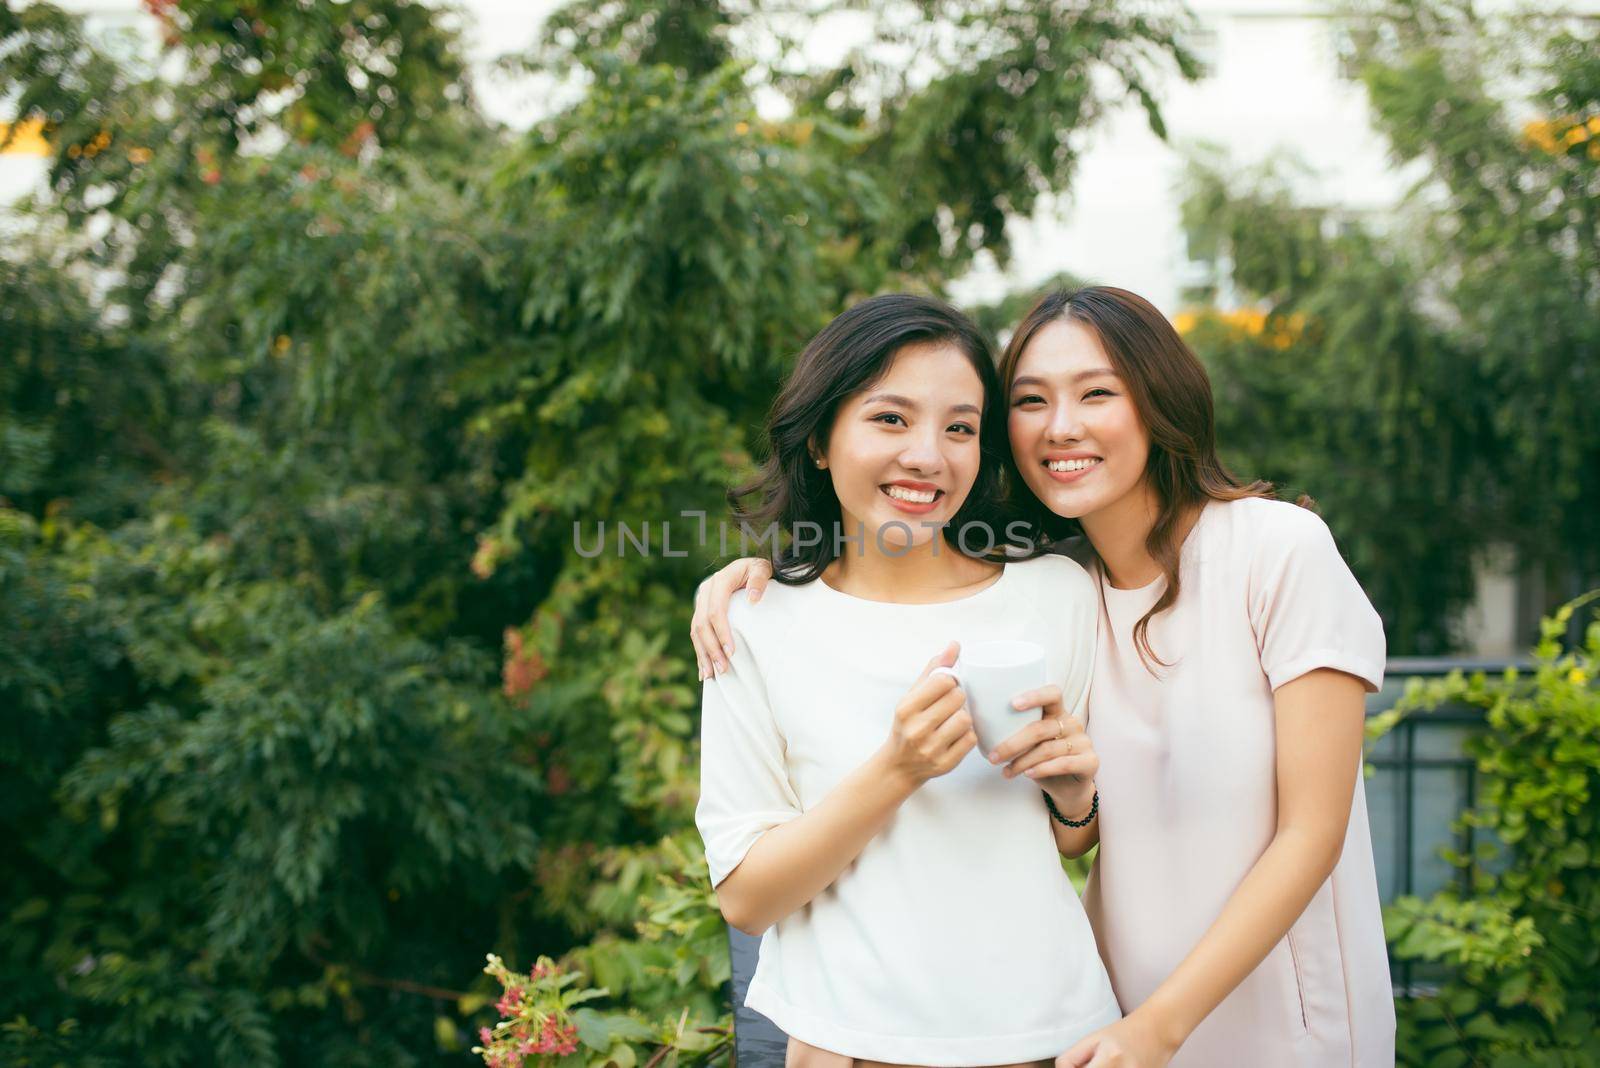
<box><xmin>1365</xmin><ymin>657</ymin><xmax>1526</xmax><ymax>991</ymax></box>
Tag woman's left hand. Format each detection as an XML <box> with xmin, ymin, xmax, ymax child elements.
<box><xmin>1055</xmin><ymin>1013</ymin><xmax>1177</xmax><ymax>1068</ymax></box>
<box><xmin>987</xmin><ymin>684</ymin><xmax>1098</xmax><ymax>817</ymax></box>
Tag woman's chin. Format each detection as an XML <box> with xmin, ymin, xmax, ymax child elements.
<box><xmin>874</xmin><ymin>532</ymin><xmax>940</xmax><ymax>552</ymax></box>
<box><xmin>864</xmin><ymin>517</ymin><xmax>944</xmax><ymax>551</ymax></box>
<box><xmin>1032</xmin><ymin>482</ymin><xmax>1097</xmax><ymax>521</ymax></box>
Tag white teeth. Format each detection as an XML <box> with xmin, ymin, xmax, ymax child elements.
<box><xmin>1046</xmin><ymin>458</ymin><xmax>1101</xmax><ymax>473</ymax></box>
<box><xmin>885</xmin><ymin>485</ymin><xmax>938</xmax><ymax>503</ymax></box>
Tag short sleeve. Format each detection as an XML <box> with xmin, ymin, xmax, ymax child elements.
<box><xmin>694</xmin><ymin>603</ymin><xmax>803</xmax><ymax>888</ymax></box>
<box><xmin>1247</xmin><ymin>505</ymin><xmax>1386</xmax><ymax>693</ymax></box>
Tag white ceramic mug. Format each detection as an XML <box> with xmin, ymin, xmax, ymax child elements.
<box><xmin>931</xmin><ymin>639</ymin><xmax>1048</xmax><ymax>756</ymax></box>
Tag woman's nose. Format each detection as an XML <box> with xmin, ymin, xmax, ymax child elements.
<box><xmin>899</xmin><ymin>431</ymin><xmax>946</xmax><ymax>472</ymax></box>
<box><xmin>1046</xmin><ymin>402</ymin><xmax>1085</xmax><ymax>444</ymax></box>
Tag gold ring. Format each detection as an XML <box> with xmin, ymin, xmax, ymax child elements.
<box><xmin>1055</xmin><ymin>719</ymin><xmax>1065</xmax><ymax>739</ymax></box>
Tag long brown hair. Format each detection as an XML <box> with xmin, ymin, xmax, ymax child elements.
<box><xmin>998</xmin><ymin>286</ymin><xmax>1303</xmax><ymax>672</ymax></box>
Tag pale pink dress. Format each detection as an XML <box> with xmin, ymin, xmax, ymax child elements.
<box><xmin>1081</xmin><ymin>496</ymin><xmax>1395</xmax><ymax>1066</ymax></box>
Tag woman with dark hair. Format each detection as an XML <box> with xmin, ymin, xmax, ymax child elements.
<box><xmin>692</xmin><ymin>287</ymin><xmax>1394</xmax><ymax>1068</ymax></box>
<box><xmin>694</xmin><ymin>293</ymin><xmax>1121</xmax><ymax>1067</ymax></box>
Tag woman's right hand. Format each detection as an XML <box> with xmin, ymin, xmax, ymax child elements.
<box><xmin>878</xmin><ymin>642</ymin><xmax>976</xmax><ymax>786</ymax></box>
<box><xmin>691</xmin><ymin>557</ymin><xmax>775</xmax><ymax>680</ymax></box>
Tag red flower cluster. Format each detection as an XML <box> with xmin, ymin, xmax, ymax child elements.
<box><xmin>340</xmin><ymin>120</ymin><xmax>377</xmax><ymax>157</ymax></box>
<box><xmin>481</xmin><ymin>1016</ymin><xmax>580</xmax><ymax>1066</ymax></box>
<box><xmin>494</xmin><ymin>985</ymin><xmax>524</xmax><ymax>1017</ymax></box>
<box><xmin>521</xmin><ymin>1016</ymin><xmax>580</xmax><ymax>1056</ymax></box>
<box><xmin>502</xmin><ymin>629</ymin><xmax>549</xmax><ymax>699</ymax></box>
<box><xmin>139</xmin><ymin>0</ymin><xmax>181</xmax><ymax>46</ymax></box>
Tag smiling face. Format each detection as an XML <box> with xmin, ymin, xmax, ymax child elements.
<box><xmin>1007</xmin><ymin>318</ymin><xmax>1150</xmax><ymax>522</ymax></box>
<box><xmin>817</xmin><ymin>340</ymin><xmax>986</xmax><ymax>550</ymax></box>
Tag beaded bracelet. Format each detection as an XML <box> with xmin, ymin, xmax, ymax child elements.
<box><xmin>1043</xmin><ymin>789</ymin><xmax>1098</xmax><ymax>828</ymax></box>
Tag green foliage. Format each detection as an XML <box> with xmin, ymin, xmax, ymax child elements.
<box><xmin>149</xmin><ymin>0</ymin><xmax>477</xmax><ymax>151</ymax></box>
<box><xmin>2</xmin><ymin>506</ymin><xmax>546</xmax><ymax>1067</ymax></box>
<box><xmin>1375</xmin><ymin>592</ymin><xmax>1600</xmax><ymax>1066</ymax></box>
<box><xmin>0</xmin><ymin>0</ymin><xmax>1194</xmax><ymax>1063</ymax></box>
<box><xmin>1179</xmin><ymin>1</ymin><xmax>1599</xmax><ymax>652</ymax></box>
<box><xmin>859</xmin><ymin>2</ymin><xmax>1201</xmax><ymax>272</ymax></box>
<box><xmin>0</xmin><ymin>244</ymin><xmax>170</xmax><ymax>523</ymax></box>
<box><xmin>1176</xmin><ymin>179</ymin><xmax>1484</xmax><ymax>653</ymax></box>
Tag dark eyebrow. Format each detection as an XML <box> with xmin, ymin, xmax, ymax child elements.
<box><xmin>1010</xmin><ymin>368</ymin><xmax>1119</xmax><ymax>390</ymax></box>
<box><xmin>863</xmin><ymin>392</ymin><xmax>981</xmax><ymax>416</ymax></box>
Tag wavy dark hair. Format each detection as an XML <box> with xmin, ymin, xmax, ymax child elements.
<box><xmin>729</xmin><ymin>293</ymin><xmax>1009</xmax><ymax>584</ymax></box>
<box><xmin>998</xmin><ymin>286</ymin><xmax>1302</xmax><ymax>672</ymax></box>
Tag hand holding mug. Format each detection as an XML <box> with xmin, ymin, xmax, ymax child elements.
<box><xmin>929</xmin><ymin>639</ymin><xmax>1048</xmax><ymax>757</ymax></box>
<box><xmin>878</xmin><ymin>641</ymin><xmax>977</xmax><ymax>786</ymax></box>
<box><xmin>988</xmin><ymin>684</ymin><xmax>1098</xmax><ymax>818</ymax></box>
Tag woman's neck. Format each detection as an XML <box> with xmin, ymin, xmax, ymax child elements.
<box><xmin>1080</xmin><ymin>483</ymin><xmax>1202</xmax><ymax>590</ymax></box>
<box><xmin>824</xmin><ymin>524</ymin><xmax>997</xmax><ymax>604</ymax></box>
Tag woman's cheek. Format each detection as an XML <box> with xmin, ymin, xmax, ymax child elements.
<box><xmin>1006</xmin><ymin>412</ymin><xmax>1035</xmax><ymax>463</ymax></box>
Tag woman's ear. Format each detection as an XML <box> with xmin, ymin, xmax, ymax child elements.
<box><xmin>807</xmin><ymin>435</ymin><xmax>826</xmax><ymax>470</ymax></box>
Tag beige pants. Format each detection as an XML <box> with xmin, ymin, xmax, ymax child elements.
<box><xmin>786</xmin><ymin>1036</ymin><xmax>1051</xmax><ymax>1068</ymax></box>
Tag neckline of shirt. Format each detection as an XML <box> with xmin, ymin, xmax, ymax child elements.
<box><xmin>808</xmin><ymin>558</ymin><xmax>1014</xmax><ymax>609</ymax></box>
<box><xmin>1097</xmin><ymin>498</ymin><xmax>1220</xmax><ymax>601</ymax></box>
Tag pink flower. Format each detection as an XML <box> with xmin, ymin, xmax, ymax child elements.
<box><xmin>494</xmin><ymin>985</ymin><xmax>524</xmax><ymax>1016</ymax></box>
<box><xmin>470</xmin><ymin>536</ymin><xmax>500</xmax><ymax>579</ymax></box>
<box><xmin>502</xmin><ymin>629</ymin><xmax>548</xmax><ymax>699</ymax></box>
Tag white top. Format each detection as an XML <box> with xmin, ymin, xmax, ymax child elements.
<box><xmin>696</xmin><ymin>555</ymin><xmax>1122</xmax><ymax>1066</ymax></box>
<box><xmin>1081</xmin><ymin>496</ymin><xmax>1395</xmax><ymax>1066</ymax></box>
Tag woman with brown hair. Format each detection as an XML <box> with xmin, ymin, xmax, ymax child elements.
<box><xmin>691</xmin><ymin>286</ymin><xmax>1394</xmax><ymax>1068</ymax></box>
